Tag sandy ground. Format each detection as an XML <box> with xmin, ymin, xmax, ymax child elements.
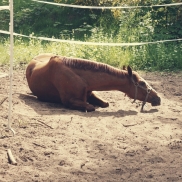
<box><xmin>0</xmin><ymin>66</ymin><xmax>182</xmax><ymax>182</ymax></box>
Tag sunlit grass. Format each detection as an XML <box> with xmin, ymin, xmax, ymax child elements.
<box><xmin>0</xmin><ymin>33</ymin><xmax>182</xmax><ymax>71</ymax></box>
<box><xmin>0</xmin><ymin>36</ymin><xmax>133</xmax><ymax>69</ymax></box>
<box><xmin>1</xmin><ymin>0</ymin><xmax>181</xmax><ymax>71</ymax></box>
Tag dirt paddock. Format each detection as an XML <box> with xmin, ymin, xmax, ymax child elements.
<box><xmin>0</xmin><ymin>67</ymin><xmax>182</xmax><ymax>182</ymax></box>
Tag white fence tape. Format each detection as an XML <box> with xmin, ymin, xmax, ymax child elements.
<box><xmin>32</xmin><ymin>0</ymin><xmax>182</xmax><ymax>9</ymax></box>
<box><xmin>1</xmin><ymin>30</ymin><xmax>182</xmax><ymax>46</ymax></box>
<box><xmin>0</xmin><ymin>6</ymin><xmax>9</xmax><ymax>11</ymax></box>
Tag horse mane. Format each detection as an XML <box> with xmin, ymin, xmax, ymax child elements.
<box><xmin>61</xmin><ymin>56</ymin><xmax>127</xmax><ymax>78</ymax></box>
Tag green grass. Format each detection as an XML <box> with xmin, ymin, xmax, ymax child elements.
<box><xmin>129</xmin><ymin>42</ymin><xmax>182</xmax><ymax>71</ymax></box>
<box><xmin>1</xmin><ymin>0</ymin><xmax>181</xmax><ymax>71</ymax></box>
<box><xmin>0</xmin><ymin>30</ymin><xmax>182</xmax><ymax>71</ymax></box>
<box><xmin>0</xmin><ymin>37</ymin><xmax>131</xmax><ymax>68</ymax></box>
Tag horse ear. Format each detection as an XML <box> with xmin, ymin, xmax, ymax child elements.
<box><xmin>127</xmin><ymin>66</ymin><xmax>132</xmax><ymax>77</ymax></box>
<box><xmin>123</xmin><ymin>65</ymin><xmax>126</xmax><ymax>70</ymax></box>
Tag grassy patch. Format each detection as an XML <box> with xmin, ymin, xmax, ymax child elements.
<box><xmin>1</xmin><ymin>36</ymin><xmax>181</xmax><ymax>72</ymax></box>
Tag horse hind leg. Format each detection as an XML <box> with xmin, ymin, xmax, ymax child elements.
<box><xmin>68</xmin><ymin>98</ymin><xmax>95</xmax><ymax>112</ymax></box>
<box><xmin>87</xmin><ymin>91</ymin><xmax>109</xmax><ymax>108</ymax></box>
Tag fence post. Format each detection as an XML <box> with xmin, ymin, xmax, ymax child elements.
<box><xmin>8</xmin><ymin>0</ymin><xmax>15</xmax><ymax>136</ymax></box>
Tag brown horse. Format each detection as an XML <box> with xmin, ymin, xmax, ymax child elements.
<box><xmin>26</xmin><ymin>53</ymin><xmax>161</xmax><ymax>112</ymax></box>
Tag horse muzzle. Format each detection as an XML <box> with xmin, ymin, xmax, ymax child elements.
<box><xmin>151</xmin><ymin>96</ymin><xmax>161</xmax><ymax>106</ymax></box>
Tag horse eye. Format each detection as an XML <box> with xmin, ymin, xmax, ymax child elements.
<box><xmin>140</xmin><ymin>81</ymin><xmax>146</xmax><ymax>86</ymax></box>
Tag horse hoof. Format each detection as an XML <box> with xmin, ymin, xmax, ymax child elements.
<box><xmin>86</xmin><ymin>104</ymin><xmax>95</xmax><ymax>112</ymax></box>
<box><xmin>101</xmin><ymin>102</ymin><xmax>109</xmax><ymax>108</ymax></box>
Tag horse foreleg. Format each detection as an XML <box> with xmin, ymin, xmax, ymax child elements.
<box><xmin>49</xmin><ymin>62</ymin><xmax>96</xmax><ymax>112</ymax></box>
<box><xmin>87</xmin><ymin>91</ymin><xmax>109</xmax><ymax>108</ymax></box>
<box><xmin>52</xmin><ymin>72</ymin><xmax>95</xmax><ymax>112</ymax></box>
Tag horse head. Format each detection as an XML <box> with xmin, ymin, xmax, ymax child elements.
<box><xmin>123</xmin><ymin>66</ymin><xmax>161</xmax><ymax>111</ymax></box>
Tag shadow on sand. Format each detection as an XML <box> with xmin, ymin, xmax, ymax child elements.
<box><xmin>19</xmin><ymin>93</ymin><xmax>138</xmax><ymax>117</ymax></box>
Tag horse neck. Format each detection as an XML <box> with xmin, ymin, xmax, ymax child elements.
<box><xmin>86</xmin><ymin>70</ymin><xmax>130</xmax><ymax>93</ymax></box>
<box><xmin>62</xmin><ymin>57</ymin><xmax>131</xmax><ymax>93</ymax></box>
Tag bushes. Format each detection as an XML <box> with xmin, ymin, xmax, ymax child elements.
<box><xmin>1</xmin><ymin>35</ymin><xmax>181</xmax><ymax>71</ymax></box>
<box><xmin>0</xmin><ymin>0</ymin><xmax>181</xmax><ymax>71</ymax></box>
<box><xmin>129</xmin><ymin>42</ymin><xmax>182</xmax><ymax>71</ymax></box>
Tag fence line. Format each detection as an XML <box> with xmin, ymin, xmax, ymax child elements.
<box><xmin>1</xmin><ymin>1</ymin><xmax>182</xmax><ymax>47</ymax></box>
<box><xmin>32</xmin><ymin>0</ymin><xmax>182</xmax><ymax>9</ymax></box>
<box><xmin>1</xmin><ymin>29</ymin><xmax>182</xmax><ymax>46</ymax></box>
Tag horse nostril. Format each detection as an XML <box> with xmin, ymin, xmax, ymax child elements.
<box><xmin>151</xmin><ymin>96</ymin><xmax>161</xmax><ymax>106</ymax></box>
<box><xmin>157</xmin><ymin>97</ymin><xmax>161</xmax><ymax>104</ymax></box>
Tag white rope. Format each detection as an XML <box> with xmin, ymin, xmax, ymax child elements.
<box><xmin>32</xmin><ymin>0</ymin><xmax>182</xmax><ymax>9</ymax></box>
<box><xmin>0</xmin><ymin>6</ymin><xmax>9</xmax><ymax>10</ymax></box>
<box><xmin>0</xmin><ymin>30</ymin><xmax>182</xmax><ymax>46</ymax></box>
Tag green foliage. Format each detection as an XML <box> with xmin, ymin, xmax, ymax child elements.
<box><xmin>0</xmin><ymin>36</ymin><xmax>131</xmax><ymax>68</ymax></box>
<box><xmin>129</xmin><ymin>42</ymin><xmax>182</xmax><ymax>71</ymax></box>
<box><xmin>0</xmin><ymin>0</ymin><xmax>182</xmax><ymax>71</ymax></box>
<box><xmin>1</xmin><ymin>33</ymin><xmax>182</xmax><ymax>71</ymax></box>
<box><xmin>0</xmin><ymin>0</ymin><xmax>99</xmax><ymax>38</ymax></box>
